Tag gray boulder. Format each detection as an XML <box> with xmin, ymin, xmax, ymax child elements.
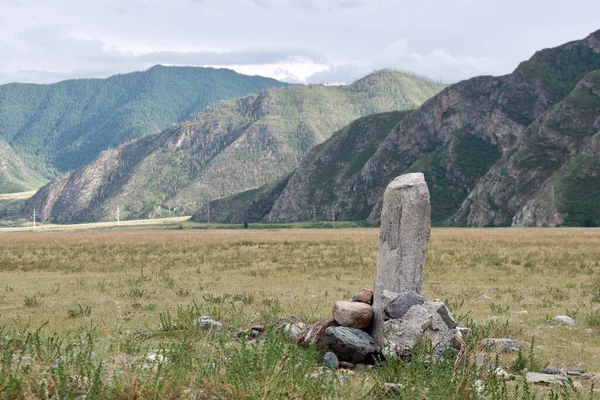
<box><xmin>541</xmin><ymin>366</ymin><xmax>562</xmax><ymax>375</ymax></box>
<box><xmin>384</xmin><ymin>291</ymin><xmax>427</xmax><ymax>320</ymax></box>
<box><xmin>299</xmin><ymin>317</ymin><xmax>339</xmax><ymax>350</ymax></box>
<box><xmin>526</xmin><ymin>372</ymin><xmax>569</xmax><ymax>386</ymax></box>
<box><xmin>382</xmin><ymin>301</ymin><xmax>461</xmax><ymax>359</ymax></box>
<box><xmin>323</xmin><ymin>352</ymin><xmax>339</xmax><ymax>369</ymax></box>
<box><xmin>324</xmin><ymin>326</ymin><xmax>383</xmax><ymax>364</ymax></box>
<box><xmin>480</xmin><ymin>338</ymin><xmax>521</xmax><ymax>353</ymax></box>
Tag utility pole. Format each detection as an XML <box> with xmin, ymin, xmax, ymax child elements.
<box><xmin>331</xmin><ymin>204</ymin><xmax>335</xmax><ymax>228</ymax></box>
<box><xmin>117</xmin><ymin>206</ymin><xmax>120</xmax><ymax>224</ymax></box>
<box><xmin>33</xmin><ymin>209</ymin><xmax>36</xmax><ymax>228</ymax></box>
<box><xmin>313</xmin><ymin>205</ymin><xmax>316</xmax><ymax>221</ymax></box>
<box><xmin>207</xmin><ymin>202</ymin><xmax>210</xmax><ymax>224</ymax></box>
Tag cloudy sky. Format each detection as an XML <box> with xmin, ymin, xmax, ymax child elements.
<box><xmin>0</xmin><ymin>0</ymin><xmax>599</xmax><ymax>85</ymax></box>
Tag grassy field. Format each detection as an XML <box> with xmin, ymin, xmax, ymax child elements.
<box><xmin>0</xmin><ymin>191</ymin><xmax>37</xmax><ymax>201</ymax></box>
<box><xmin>0</xmin><ymin>228</ymin><xmax>599</xmax><ymax>398</ymax></box>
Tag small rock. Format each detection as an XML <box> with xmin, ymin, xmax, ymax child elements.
<box><xmin>299</xmin><ymin>317</ymin><xmax>339</xmax><ymax>349</ymax></box>
<box><xmin>481</xmin><ymin>338</ymin><xmax>521</xmax><ymax>353</ymax></box>
<box><xmin>384</xmin><ymin>292</ymin><xmax>427</xmax><ymax>320</ymax></box>
<box><xmin>370</xmin><ymin>382</ymin><xmax>404</xmax><ymax>399</ymax></box>
<box><xmin>237</xmin><ymin>324</ymin><xmax>266</xmax><ymax>340</ymax></box>
<box><xmin>323</xmin><ymin>352</ymin><xmax>339</xmax><ymax>369</ymax></box>
<box><xmin>193</xmin><ymin>316</ymin><xmax>223</xmax><ymax>331</ymax></box>
<box><xmin>585</xmin><ymin>328</ymin><xmax>593</xmax><ymax>334</ymax></box>
<box><xmin>573</xmin><ymin>381</ymin><xmax>583</xmax><ymax>391</ymax></box>
<box><xmin>496</xmin><ymin>367</ymin><xmax>514</xmax><ymax>380</ymax></box>
<box><xmin>280</xmin><ymin>322</ymin><xmax>307</xmax><ymax>344</ymax></box>
<box><xmin>332</xmin><ymin>301</ymin><xmax>373</xmax><ymax>329</ymax></box>
<box><xmin>554</xmin><ymin>315</ymin><xmax>575</xmax><ymax>325</ymax></box>
<box><xmin>541</xmin><ymin>366</ymin><xmax>562</xmax><ymax>375</ymax></box>
<box><xmin>479</xmin><ymin>294</ymin><xmax>491</xmax><ymax>300</ymax></box>
<box><xmin>146</xmin><ymin>353</ymin><xmax>163</xmax><ymax>363</ymax></box>
<box><xmin>324</xmin><ymin>326</ymin><xmax>382</xmax><ymax>364</ymax></box>
<box><xmin>339</xmin><ymin>361</ymin><xmax>356</xmax><ymax>369</ymax></box>
<box><xmin>457</xmin><ymin>327</ymin><xmax>472</xmax><ymax>343</ymax></box>
<box><xmin>567</xmin><ymin>369</ymin><xmax>585</xmax><ymax>377</ymax></box>
<box><xmin>526</xmin><ymin>372</ymin><xmax>569</xmax><ymax>386</ymax></box>
<box><xmin>353</xmin><ymin>288</ymin><xmax>374</xmax><ymax>305</ymax></box>
<box><xmin>515</xmin><ymin>310</ymin><xmax>528</xmax><ymax>315</ymax></box>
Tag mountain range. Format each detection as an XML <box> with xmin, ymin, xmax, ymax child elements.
<box><xmin>25</xmin><ymin>70</ymin><xmax>445</xmax><ymax>223</ymax></box>
<box><xmin>0</xmin><ymin>65</ymin><xmax>289</xmax><ymax>185</ymax></box>
<box><xmin>192</xmin><ymin>29</ymin><xmax>600</xmax><ymax>228</ymax></box>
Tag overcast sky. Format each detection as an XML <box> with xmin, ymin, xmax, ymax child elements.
<box><xmin>0</xmin><ymin>0</ymin><xmax>599</xmax><ymax>85</ymax></box>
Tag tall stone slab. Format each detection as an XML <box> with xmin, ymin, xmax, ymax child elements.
<box><xmin>371</xmin><ymin>173</ymin><xmax>431</xmax><ymax>346</ymax></box>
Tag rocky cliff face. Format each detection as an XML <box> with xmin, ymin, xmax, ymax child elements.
<box><xmin>27</xmin><ymin>70</ymin><xmax>445</xmax><ymax>223</ymax></box>
<box><xmin>197</xmin><ymin>29</ymin><xmax>600</xmax><ymax>227</ymax></box>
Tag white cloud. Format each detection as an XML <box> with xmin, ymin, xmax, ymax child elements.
<box><xmin>0</xmin><ymin>0</ymin><xmax>599</xmax><ymax>84</ymax></box>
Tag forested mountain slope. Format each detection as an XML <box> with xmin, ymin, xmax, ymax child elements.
<box><xmin>0</xmin><ymin>141</ymin><xmax>46</xmax><ymax>193</ymax></box>
<box><xmin>0</xmin><ymin>65</ymin><xmax>288</xmax><ymax>178</ymax></box>
<box><xmin>26</xmin><ymin>70</ymin><xmax>445</xmax><ymax>223</ymax></box>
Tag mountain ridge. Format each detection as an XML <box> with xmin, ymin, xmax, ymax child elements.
<box><xmin>193</xmin><ymin>29</ymin><xmax>600</xmax><ymax>227</ymax></box>
<box><xmin>25</xmin><ymin>69</ymin><xmax>446</xmax><ymax>223</ymax></box>
<box><xmin>0</xmin><ymin>65</ymin><xmax>289</xmax><ymax>178</ymax></box>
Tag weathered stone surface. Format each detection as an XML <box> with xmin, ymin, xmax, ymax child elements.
<box><xmin>384</xmin><ymin>291</ymin><xmax>427</xmax><ymax>320</ymax></box>
<box><xmin>323</xmin><ymin>352</ymin><xmax>339</xmax><ymax>369</ymax></box>
<box><xmin>353</xmin><ymin>288</ymin><xmax>374</xmax><ymax>305</ymax></box>
<box><xmin>496</xmin><ymin>367</ymin><xmax>515</xmax><ymax>380</ymax></box>
<box><xmin>324</xmin><ymin>326</ymin><xmax>383</xmax><ymax>364</ymax></box>
<box><xmin>372</xmin><ymin>173</ymin><xmax>431</xmax><ymax>346</ymax></box>
<box><xmin>382</xmin><ymin>301</ymin><xmax>460</xmax><ymax>359</ymax></box>
<box><xmin>299</xmin><ymin>317</ymin><xmax>339</xmax><ymax>349</ymax></box>
<box><xmin>526</xmin><ymin>372</ymin><xmax>569</xmax><ymax>386</ymax></box>
<box><xmin>280</xmin><ymin>322</ymin><xmax>307</xmax><ymax>344</ymax></box>
<box><xmin>541</xmin><ymin>366</ymin><xmax>562</xmax><ymax>375</ymax></box>
<box><xmin>481</xmin><ymin>338</ymin><xmax>521</xmax><ymax>353</ymax></box>
<box><xmin>193</xmin><ymin>316</ymin><xmax>223</xmax><ymax>331</ymax></box>
<box><xmin>554</xmin><ymin>315</ymin><xmax>575</xmax><ymax>325</ymax></box>
<box><xmin>333</xmin><ymin>301</ymin><xmax>373</xmax><ymax>329</ymax></box>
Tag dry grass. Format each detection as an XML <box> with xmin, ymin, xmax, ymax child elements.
<box><xmin>0</xmin><ymin>191</ymin><xmax>36</xmax><ymax>200</ymax></box>
<box><xmin>0</xmin><ymin>227</ymin><xmax>599</xmax><ymax>397</ymax></box>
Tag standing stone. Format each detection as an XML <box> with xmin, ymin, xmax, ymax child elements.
<box><xmin>371</xmin><ymin>173</ymin><xmax>431</xmax><ymax>346</ymax></box>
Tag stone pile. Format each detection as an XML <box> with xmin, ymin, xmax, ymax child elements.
<box><xmin>286</xmin><ymin>173</ymin><xmax>465</xmax><ymax>367</ymax></box>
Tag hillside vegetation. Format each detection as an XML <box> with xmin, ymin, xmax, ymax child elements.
<box><xmin>26</xmin><ymin>70</ymin><xmax>446</xmax><ymax>223</ymax></box>
<box><xmin>197</xmin><ymin>29</ymin><xmax>600</xmax><ymax>227</ymax></box>
<box><xmin>0</xmin><ymin>141</ymin><xmax>46</xmax><ymax>193</ymax></box>
<box><xmin>0</xmin><ymin>65</ymin><xmax>288</xmax><ymax>178</ymax></box>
